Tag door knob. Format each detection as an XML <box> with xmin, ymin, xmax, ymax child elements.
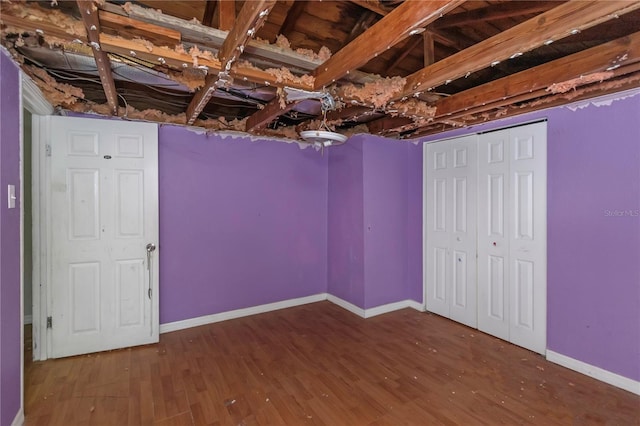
<box><xmin>146</xmin><ymin>243</ymin><xmax>156</xmax><ymax>253</ymax></box>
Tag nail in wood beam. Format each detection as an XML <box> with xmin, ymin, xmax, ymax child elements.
<box><xmin>312</xmin><ymin>0</ymin><xmax>463</xmax><ymax>89</ymax></box>
<box><xmin>397</xmin><ymin>0</ymin><xmax>640</xmax><ymax>101</ymax></box>
<box><xmin>245</xmin><ymin>98</ymin><xmax>300</xmax><ymax>131</ymax></box>
<box><xmin>77</xmin><ymin>0</ymin><xmax>119</xmax><ymax>116</ymax></box>
<box><xmin>186</xmin><ymin>0</ymin><xmax>276</xmax><ymax>125</ymax></box>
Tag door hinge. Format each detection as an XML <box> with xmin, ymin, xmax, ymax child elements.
<box><xmin>45</xmin><ymin>145</ymin><xmax>52</xmax><ymax>157</ymax></box>
<box><xmin>46</xmin><ymin>316</ymin><xmax>52</xmax><ymax>329</ymax></box>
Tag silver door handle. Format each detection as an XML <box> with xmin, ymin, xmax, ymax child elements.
<box><xmin>146</xmin><ymin>243</ymin><xmax>156</xmax><ymax>271</ymax></box>
<box><xmin>146</xmin><ymin>243</ymin><xmax>156</xmax><ymax>302</ymax></box>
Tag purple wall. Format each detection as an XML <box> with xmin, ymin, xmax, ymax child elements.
<box><xmin>546</xmin><ymin>95</ymin><xmax>640</xmax><ymax>382</ymax></box>
<box><xmin>363</xmin><ymin>136</ymin><xmax>408</xmax><ymax>308</ymax></box>
<box><xmin>327</xmin><ymin>135</ymin><xmax>416</xmax><ymax>309</ymax></box>
<box><xmin>406</xmin><ymin>143</ymin><xmax>423</xmax><ymax>303</ymax></box>
<box><xmin>158</xmin><ymin>128</ymin><xmax>328</xmax><ymax>324</ymax></box>
<box><xmin>0</xmin><ymin>50</ymin><xmax>22</xmax><ymax>426</ymax></box>
<box><xmin>327</xmin><ymin>139</ymin><xmax>364</xmax><ymax>306</ymax></box>
<box><xmin>414</xmin><ymin>90</ymin><xmax>640</xmax><ymax>382</ymax></box>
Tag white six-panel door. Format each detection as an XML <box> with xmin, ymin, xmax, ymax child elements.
<box><xmin>478</xmin><ymin>122</ymin><xmax>547</xmax><ymax>354</ymax></box>
<box><xmin>425</xmin><ymin>122</ymin><xmax>546</xmax><ymax>355</ymax></box>
<box><xmin>425</xmin><ymin>135</ymin><xmax>478</xmax><ymax>328</ymax></box>
<box><xmin>49</xmin><ymin>116</ymin><xmax>159</xmax><ymax>358</ymax></box>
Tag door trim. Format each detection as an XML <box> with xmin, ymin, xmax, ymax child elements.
<box><xmin>31</xmin><ymin>115</ymin><xmax>52</xmax><ymax>361</ymax></box>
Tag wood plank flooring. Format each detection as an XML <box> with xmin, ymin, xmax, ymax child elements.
<box><xmin>24</xmin><ymin>302</ymin><xmax>640</xmax><ymax>425</ymax></box>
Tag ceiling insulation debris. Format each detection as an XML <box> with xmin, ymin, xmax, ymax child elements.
<box><xmin>2</xmin><ymin>0</ymin><xmax>639</xmax><ymax>141</ymax></box>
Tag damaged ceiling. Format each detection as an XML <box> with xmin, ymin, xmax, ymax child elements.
<box><xmin>1</xmin><ymin>0</ymin><xmax>640</xmax><ymax>142</ymax></box>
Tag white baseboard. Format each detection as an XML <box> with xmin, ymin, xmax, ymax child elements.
<box><xmin>161</xmin><ymin>294</ymin><xmax>426</xmax><ymax>334</ymax></box>
<box><xmin>327</xmin><ymin>295</ymin><xmax>425</xmax><ymax>319</ymax></box>
<box><xmin>326</xmin><ymin>294</ymin><xmax>366</xmax><ymax>318</ymax></box>
<box><xmin>546</xmin><ymin>350</ymin><xmax>640</xmax><ymax>395</ymax></box>
<box><xmin>24</xmin><ymin>315</ymin><xmax>32</xmax><ymax>325</ymax></box>
<box><xmin>160</xmin><ymin>293</ymin><xmax>328</xmax><ymax>334</ymax></box>
<box><xmin>11</xmin><ymin>409</ymin><xmax>24</xmax><ymax>426</ymax></box>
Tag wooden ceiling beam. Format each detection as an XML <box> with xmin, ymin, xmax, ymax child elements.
<box><xmin>76</xmin><ymin>0</ymin><xmax>119</xmax><ymax>116</ymax></box>
<box><xmin>278</xmin><ymin>1</ymin><xmax>306</xmax><ymax>38</ymax></box>
<box><xmin>312</xmin><ymin>0</ymin><xmax>464</xmax><ymax>89</ymax></box>
<box><xmin>202</xmin><ymin>1</ymin><xmax>216</xmax><ymax>27</ymax></box>
<box><xmin>367</xmin><ymin>116</ymin><xmax>413</xmax><ymax>134</ymax></box>
<box><xmin>326</xmin><ymin>105</ymin><xmax>377</xmax><ymax>122</ymax></box>
<box><xmin>414</xmin><ymin>65</ymin><xmax>640</xmax><ymax>138</ymax></box>
<box><xmin>186</xmin><ymin>0</ymin><xmax>277</xmax><ymax>125</ymax></box>
<box><xmin>350</xmin><ymin>0</ymin><xmax>393</xmax><ymax>16</ymax></box>
<box><xmin>423</xmin><ymin>32</ymin><xmax>435</xmax><ymax>66</ymax></box>
<box><xmin>386</xmin><ymin>36</ymin><xmax>423</xmax><ymax>75</ymax></box>
<box><xmin>432</xmin><ymin>1</ymin><xmax>562</xmax><ymax>29</ymax></box>
<box><xmin>98</xmin><ymin>10</ymin><xmax>182</xmax><ymax>47</ymax></box>
<box><xmin>343</xmin><ymin>11</ymin><xmax>379</xmax><ymax>45</ymax></box>
<box><xmin>397</xmin><ymin>0</ymin><xmax>640</xmax><ymax>101</ymax></box>
<box><xmin>245</xmin><ymin>98</ymin><xmax>300</xmax><ymax>131</ymax></box>
<box><xmin>216</xmin><ymin>0</ymin><xmax>236</xmax><ymax>32</ymax></box>
<box><xmin>434</xmin><ymin>31</ymin><xmax>640</xmax><ymax>118</ymax></box>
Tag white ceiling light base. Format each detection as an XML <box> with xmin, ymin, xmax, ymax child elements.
<box><xmin>300</xmin><ymin>130</ymin><xmax>348</xmax><ymax>148</ymax></box>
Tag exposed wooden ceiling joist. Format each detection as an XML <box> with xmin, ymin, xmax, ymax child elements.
<box><xmin>350</xmin><ymin>0</ymin><xmax>393</xmax><ymax>16</ymax></box>
<box><xmin>186</xmin><ymin>0</ymin><xmax>277</xmax><ymax>125</ymax></box>
<box><xmin>98</xmin><ymin>10</ymin><xmax>181</xmax><ymax>47</ymax></box>
<box><xmin>386</xmin><ymin>36</ymin><xmax>423</xmax><ymax>75</ymax></box>
<box><xmin>367</xmin><ymin>116</ymin><xmax>413</xmax><ymax>134</ymax></box>
<box><xmin>312</xmin><ymin>0</ymin><xmax>464</xmax><ymax>89</ymax></box>
<box><xmin>245</xmin><ymin>98</ymin><xmax>301</xmax><ymax>131</ymax></box>
<box><xmin>278</xmin><ymin>1</ymin><xmax>306</xmax><ymax>38</ymax></box>
<box><xmin>397</xmin><ymin>0</ymin><xmax>640</xmax><ymax>101</ymax></box>
<box><xmin>76</xmin><ymin>0</ymin><xmax>119</xmax><ymax>116</ymax></box>
<box><xmin>216</xmin><ymin>0</ymin><xmax>236</xmax><ymax>32</ymax></box>
<box><xmin>413</xmin><ymin>65</ymin><xmax>640</xmax><ymax>138</ymax></box>
<box><xmin>432</xmin><ymin>1</ymin><xmax>562</xmax><ymax>29</ymax></box>
<box><xmin>434</xmin><ymin>31</ymin><xmax>640</xmax><ymax>119</ymax></box>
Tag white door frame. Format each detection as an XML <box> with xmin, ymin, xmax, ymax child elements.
<box><xmin>23</xmin><ymin>73</ymin><xmax>54</xmax><ymax>362</ymax></box>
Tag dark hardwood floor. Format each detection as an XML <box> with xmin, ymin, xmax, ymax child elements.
<box><xmin>24</xmin><ymin>302</ymin><xmax>640</xmax><ymax>425</ymax></box>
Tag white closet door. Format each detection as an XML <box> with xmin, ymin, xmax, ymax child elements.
<box><xmin>478</xmin><ymin>122</ymin><xmax>547</xmax><ymax>354</ymax></box>
<box><xmin>424</xmin><ymin>136</ymin><xmax>477</xmax><ymax>328</ymax></box>
<box><xmin>508</xmin><ymin>122</ymin><xmax>547</xmax><ymax>354</ymax></box>
<box><xmin>478</xmin><ymin>131</ymin><xmax>511</xmax><ymax>341</ymax></box>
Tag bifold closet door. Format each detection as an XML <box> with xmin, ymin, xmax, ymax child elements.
<box><xmin>477</xmin><ymin>122</ymin><xmax>547</xmax><ymax>354</ymax></box>
<box><xmin>424</xmin><ymin>135</ymin><xmax>478</xmax><ymax>328</ymax></box>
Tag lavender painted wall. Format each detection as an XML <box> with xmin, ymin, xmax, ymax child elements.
<box><xmin>406</xmin><ymin>143</ymin><xmax>423</xmax><ymax>303</ymax></box>
<box><xmin>414</xmin><ymin>90</ymin><xmax>640</xmax><ymax>382</ymax></box>
<box><xmin>327</xmin><ymin>139</ymin><xmax>365</xmax><ymax>306</ymax></box>
<box><xmin>545</xmin><ymin>95</ymin><xmax>640</xmax><ymax>381</ymax></box>
<box><xmin>327</xmin><ymin>135</ymin><xmax>416</xmax><ymax>309</ymax></box>
<box><xmin>0</xmin><ymin>50</ymin><xmax>22</xmax><ymax>426</ymax></box>
<box><xmin>362</xmin><ymin>135</ymin><xmax>408</xmax><ymax>308</ymax></box>
<box><xmin>158</xmin><ymin>128</ymin><xmax>328</xmax><ymax>324</ymax></box>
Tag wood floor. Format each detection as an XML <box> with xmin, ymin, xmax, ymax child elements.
<box><xmin>25</xmin><ymin>302</ymin><xmax>639</xmax><ymax>425</ymax></box>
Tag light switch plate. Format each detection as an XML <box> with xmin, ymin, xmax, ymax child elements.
<box><xmin>7</xmin><ymin>184</ymin><xmax>16</xmax><ymax>209</ymax></box>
